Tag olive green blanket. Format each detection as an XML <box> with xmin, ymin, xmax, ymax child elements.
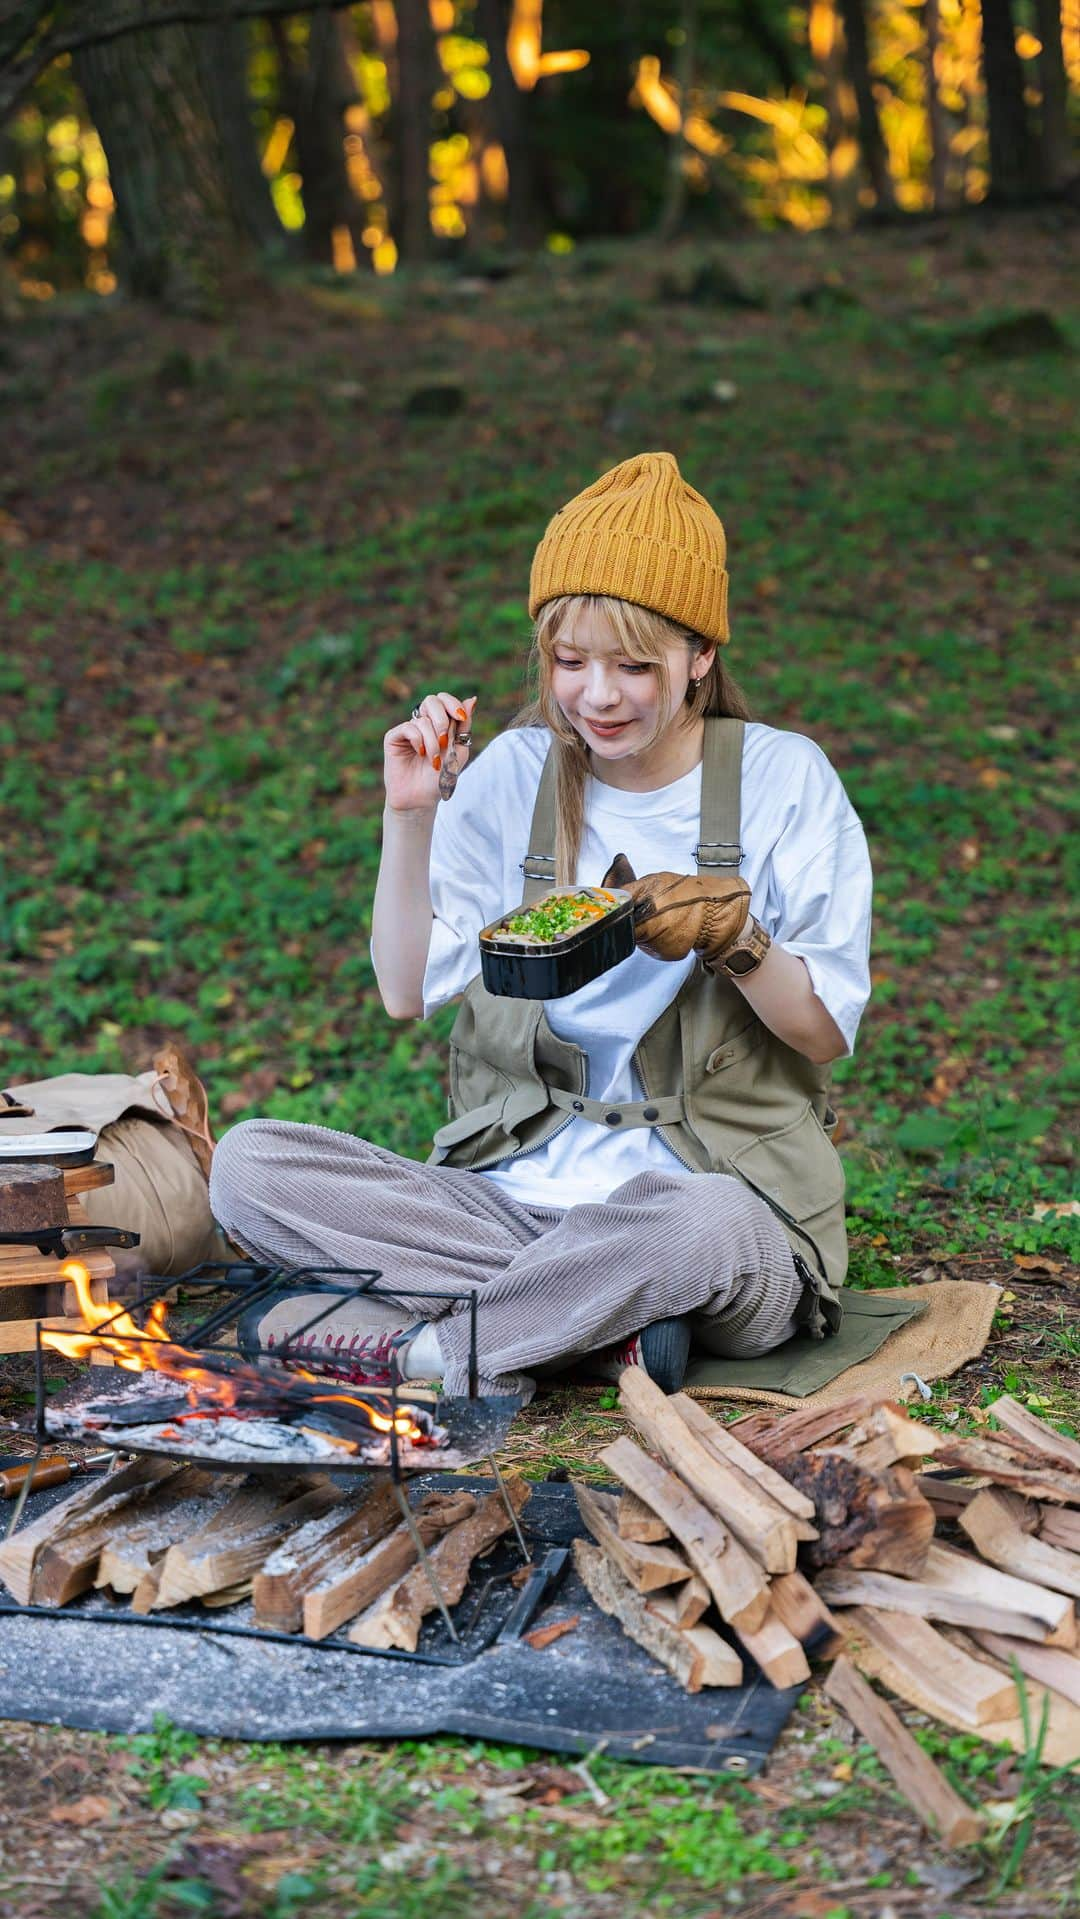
<box><xmin>684</xmin><ymin>1279</ymin><xmax>1001</xmax><ymax>1408</ymax></box>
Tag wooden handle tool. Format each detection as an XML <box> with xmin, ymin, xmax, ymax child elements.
<box><xmin>0</xmin><ymin>1452</ymin><xmax>112</xmax><ymax>1497</ymax></box>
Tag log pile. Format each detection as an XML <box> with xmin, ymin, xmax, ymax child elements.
<box><xmin>576</xmin><ymin>1376</ymin><xmax>1080</xmax><ymax>1840</ymax></box>
<box><xmin>572</xmin><ymin>1370</ymin><xmax>848</xmax><ymax>1695</ymax></box>
<box><xmin>0</xmin><ymin>1162</ymin><xmax>117</xmax><ymax>1357</ymax></box>
<box><xmin>0</xmin><ymin>1455</ymin><xmax>532</xmax><ymax>1649</ymax></box>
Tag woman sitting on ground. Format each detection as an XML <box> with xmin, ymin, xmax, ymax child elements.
<box><xmin>210</xmin><ymin>452</ymin><xmax>872</xmax><ymax>1401</ymax></box>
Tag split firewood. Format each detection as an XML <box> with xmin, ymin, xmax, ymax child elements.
<box><xmin>303</xmin><ymin>1488</ymin><xmax>476</xmax><ymax>1640</ymax></box>
<box><xmin>617</xmin><ymin>1490</ymin><xmax>671</xmax><ymax>1543</ymax></box>
<box><xmin>966</xmin><ymin>1630</ymin><xmax>1080</xmax><ymax>1710</ymax></box>
<box><xmin>767</xmin><ymin>1570</ymin><xmax>845</xmax><ymax>1658</ymax></box>
<box><xmin>932</xmin><ymin>1434</ymin><xmax>1080</xmax><ymax>1504</ymax></box>
<box><xmin>646</xmin><ymin>1572</ymin><xmax>711</xmax><ymax>1629</ymax></box>
<box><xmin>151</xmin><ymin>1477</ymin><xmax>341</xmax><ymax>1610</ymax></box>
<box><xmin>253</xmin><ymin>1481</ymin><xmax>401</xmax><ymax>1633</ymax></box>
<box><xmin>0</xmin><ymin>1457</ymin><xmax>179</xmax><ymax>1606</ymax></box>
<box><xmin>848</xmin><ymin>1607</ymin><xmax>1018</xmax><ymax>1727</ymax></box>
<box><xmin>731</xmin><ymin>1603</ymin><xmax>811</xmax><ymax>1690</ymax></box>
<box><xmin>960</xmin><ymin>1487</ymin><xmax>1080</xmax><ymax>1599</ymax></box>
<box><xmin>730</xmin><ymin>1395</ymin><xmax>878</xmax><ymax>1463</ymax></box>
<box><xmin>0</xmin><ymin>1164</ymin><xmax>67</xmax><ymax>1233</ymax></box>
<box><xmin>640</xmin><ymin>1592</ymin><xmax>741</xmax><ymax>1679</ymax></box>
<box><xmin>848</xmin><ymin>1612</ymin><xmax>1080</xmax><ymax>1770</ymax></box>
<box><xmin>825</xmin><ymin>1654</ymin><xmax>985</xmax><ymax>1848</ymax></box>
<box><xmin>573</xmin><ymin>1483</ymin><xmax>694</xmax><ymax>1593</ymax></box>
<box><xmin>130</xmin><ymin>1561</ymin><xmax>165</xmax><ymax>1613</ymax></box>
<box><xmin>836</xmin><ymin>1404</ymin><xmax>943</xmax><ymax>1475</ymax></box>
<box><xmin>668</xmin><ymin>1394</ymin><xmax>818</xmax><ymax>1532</ymax></box>
<box><xmin>599</xmin><ymin>1436</ymin><xmax>769</xmax><ymax>1633</ymax></box>
<box><xmin>1039</xmin><ymin>1506</ymin><xmax>1080</xmax><ymax>1554</ymax></box>
<box><xmin>572</xmin><ymin>1537</ymin><xmax>742</xmax><ymax>1691</ymax></box>
<box><xmin>775</xmin><ymin>1450</ymin><xmax>934</xmax><ymax>1577</ymax></box>
<box><xmin>816</xmin><ymin>1542</ymin><xmax>1077</xmax><ymax>1647</ymax></box>
<box><xmin>618</xmin><ymin>1370</ymin><xmax>798</xmax><ymax>1573</ymax></box>
<box><xmin>349</xmin><ymin>1478</ymin><xmax>531</xmax><ymax>1651</ymax></box>
<box><xmin>987</xmin><ymin>1396</ymin><xmax>1080</xmax><ymax>1474</ymax></box>
<box><xmin>92</xmin><ymin>1469</ymin><xmax>224</xmax><ymax>1596</ymax></box>
<box><xmin>915</xmin><ymin>1475</ymin><xmax>980</xmax><ymax>1520</ymax></box>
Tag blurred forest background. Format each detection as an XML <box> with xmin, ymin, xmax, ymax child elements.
<box><xmin>2</xmin><ymin>0</ymin><xmax>1078</xmax><ymax>306</ymax></box>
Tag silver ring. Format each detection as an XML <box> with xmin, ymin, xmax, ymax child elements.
<box><xmin>411</xmin><ymin>706</ymin><xmax>422</xmax><ymax>720</ymax></box>
<box><xmin>456</xmin><ymin>731</ymin><xmax>472</xmax><ymax>746</ymax></box>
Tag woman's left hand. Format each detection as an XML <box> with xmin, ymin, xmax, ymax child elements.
<box><xmin>628</xmin><ymin>871</ymin><xmax>751</xmax><ymax>963</ymax></box>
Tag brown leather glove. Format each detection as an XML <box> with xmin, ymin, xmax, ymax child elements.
<box><xmin>626</xmin><ymin>869</ymin><xmax>751</xmax><ymax>966</ymax></box>
<box><xmin>601</xmin><ymin>852</ymin><xmax>752</xmax><ymax>966</ymax></box>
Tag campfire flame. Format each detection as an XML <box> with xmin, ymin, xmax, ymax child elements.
<box><xmin>44</xmin><ymin>1260</ymin><xmax>430</xmax><ymax>1446</ymax></box>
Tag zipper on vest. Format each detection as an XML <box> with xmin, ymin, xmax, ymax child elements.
<box><xmin>465</xmin><ymin>1108</ymin><xmax>576</xmax><ymax>1172</ymax></box>
<box><xmin>466</xmin><ymin>1054</ymin><xmax>587</xmax><ymax>1173</ymax></box>
<box><xmin>632</xmin><ymin>1047</ymin><xmax>702</xmax><ymax>1176</ymax></box>
<box><xmin>732</xmin><ymin>1171</ymin><xmax>829</xmax><ymax>1282</ymax></box>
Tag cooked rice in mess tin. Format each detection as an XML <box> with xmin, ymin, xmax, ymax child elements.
<box><xmin>486</xmin><ymin>889</ymin><xmax>618</xmax><ymax>946</ymax></box>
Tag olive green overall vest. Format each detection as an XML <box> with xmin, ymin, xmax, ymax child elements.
<box><xmin>429</xmin><ymin>719</ymin><xmax>845</xmax><ymax>1335</ymax></box>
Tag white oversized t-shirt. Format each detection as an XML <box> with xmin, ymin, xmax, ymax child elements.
<box><xmin>419</xmin><ymin>725</ymin><xmax>872</xmax><ymax>1213</ymax></box>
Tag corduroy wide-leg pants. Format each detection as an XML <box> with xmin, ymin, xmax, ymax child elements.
<box><xmin>209</xmin><ymin>1118</ymin><xmax>805</xmax><ymax>1399</ymax></box>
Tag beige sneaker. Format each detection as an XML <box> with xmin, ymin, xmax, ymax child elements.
<box><xmin>237</xmin><ymin>1287</ymin><xmax>427</xmax><ymax>1385</ymax></box>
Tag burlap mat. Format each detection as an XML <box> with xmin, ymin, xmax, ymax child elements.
<box><xmin>684</xmin><ymin>1279</ymin><xmax>1001</xmax><ymax>1411</ymax></box>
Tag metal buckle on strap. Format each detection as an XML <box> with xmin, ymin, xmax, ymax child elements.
<box><xmin>694</xmin><ymin>841</ymin><xmax>744</xmax><ymax>868</ymax></box>
<box><xmin>520</xmin><ymin>853</ymin><xmax>557</xmax><ymax>880</ymax></box>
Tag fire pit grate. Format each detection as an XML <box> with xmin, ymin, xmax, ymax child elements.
<box><xmin>28</xmin><ymin>1260</ymin><xmax>514</xmax><ymax>1472</ymax></box>
<box><xmin>13</xmin><ymin>1262</ymin><xmax>528</xmax><ymax>1646</ymax></box>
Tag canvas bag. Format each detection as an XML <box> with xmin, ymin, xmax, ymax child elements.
<box><xmin>1</xmin><ymin>1072</ymin><xmax>229</xmax><ymax>1278</ymax></box>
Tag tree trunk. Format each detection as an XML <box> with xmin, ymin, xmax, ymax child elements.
<box><xmin>658</xmin><ymin>0</ymin><xmax>700</xmax><ymax>241</ymax></box>
<box><xmin>272</xmin><ymin>14</ymin><xmax>364</xmax><ymax>265</ymax></box>
<box><xmin>194</xmin><ymin>18</ymin><xmax>283</xmax><ymax>254</ymax></box>
<box><xmin>736</xmin><ymin>0</ymin><xmax>798</xmax><ymax>89</ymax></box>
<box><xmin>1033</xmin><ymin>0</ymin><xmax>1072</xmax><ymax>191</ymax></box>
<box><xmin>810</xmin><ymin>0</ymin><xmax>860</xmax><ymax>224</ymax></box>
<box><xmin>474</xmin><ymin>0</ymin><xmax>541</xmax><ymax>246</ymax></box>
<box><xmin>74</xmin><ymin>23</ymin><xmax>255</xmax><ymax>309</ymax></box>
<box><xmin>391</xmin><ymin>0</ymin><xmax>437</xmax><ymax>262</ymax></box>
<box><xmin>924</xmin><ymin>0</ymin><xmax>950</xmax><ymax>209</ymax></box>
<box><xmin>836</xmin><ymin>0</ymin><xmax>896</xmax><ymax>210</ymax></box>
<box><xmin>980</xmin><ymin>0</ymin><xmax>1037</xmax><ymax>202</ymax></box>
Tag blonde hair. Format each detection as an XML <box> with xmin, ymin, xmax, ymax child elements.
<box><xmin>512</xmin><ymin>593</ymin><xmax>753</xmax><ymax>882</ymax></box>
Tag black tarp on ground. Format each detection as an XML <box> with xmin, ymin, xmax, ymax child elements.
<box><xmin>0</xmin><ymin>1478</ymin><xmax>803</xmax><ymax>1771</ymax></box>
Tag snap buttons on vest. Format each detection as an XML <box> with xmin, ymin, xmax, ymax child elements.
<box><xmin>643</xmin><ymin>1106</ymin><xmax>659</xmax><ymax>1121</ymax></box>
<box><xmin>572</xmin><ymin>1099</ymin><xmax>584</xmax><ymax>1112</ymax></box>
<box><xmin>604</xmin><ymin>1111</ymin><xmax>622</xmax><ymax>1125</ymax></box>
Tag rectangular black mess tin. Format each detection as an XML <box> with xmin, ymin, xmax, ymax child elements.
<box><xmin>479</xmin><ymin>886</ymin><xmax>635</xmax><ymax>999</ymax></box>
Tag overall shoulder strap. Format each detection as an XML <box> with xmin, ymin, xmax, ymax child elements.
<box><xmin>696</xmin><ymin>718</ymin><xmax>745</xmax><ymax>874</ymax></box>
<box><xmin>521</xmin><ymin>739</ymin><xmax>558</xmax><ymax>902</ymax></box>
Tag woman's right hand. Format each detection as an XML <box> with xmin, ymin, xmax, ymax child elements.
<box><xmin>383</xmin><ymin>692</ymin><xmax>478</xmax><ymax>814</ymax></box>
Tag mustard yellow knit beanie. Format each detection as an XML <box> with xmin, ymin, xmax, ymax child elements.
<box><xmin>529</xmin><ymin>450</ymin><xmax>729</xmax><ymax>645</ymax></box>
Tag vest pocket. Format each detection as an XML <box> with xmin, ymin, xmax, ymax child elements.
<box><xmin>449</xmin><ymin>1045</ymin><xmax>515</xmax><ymax>1119</ymax></box>
<box><xmin>705</xmin><ymin>1020</ymin><xmax>767</xmax><ymax>1076</ymax></box>
<box><xmin>727</xmin><ymin>1099</ymin><xmax>846</xmax><ymax>1224</ymax></box>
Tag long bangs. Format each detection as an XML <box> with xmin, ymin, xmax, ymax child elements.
<box><xmin>531</xmin><ymin>594</ymin><xmax>683</xmax><ymax>747</ymax></box>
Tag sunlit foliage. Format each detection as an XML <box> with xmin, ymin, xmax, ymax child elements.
<box><xmin>0</xmin><ymin>0</ymin><xmax>1075</xmax><ymax>293</ymax></box>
